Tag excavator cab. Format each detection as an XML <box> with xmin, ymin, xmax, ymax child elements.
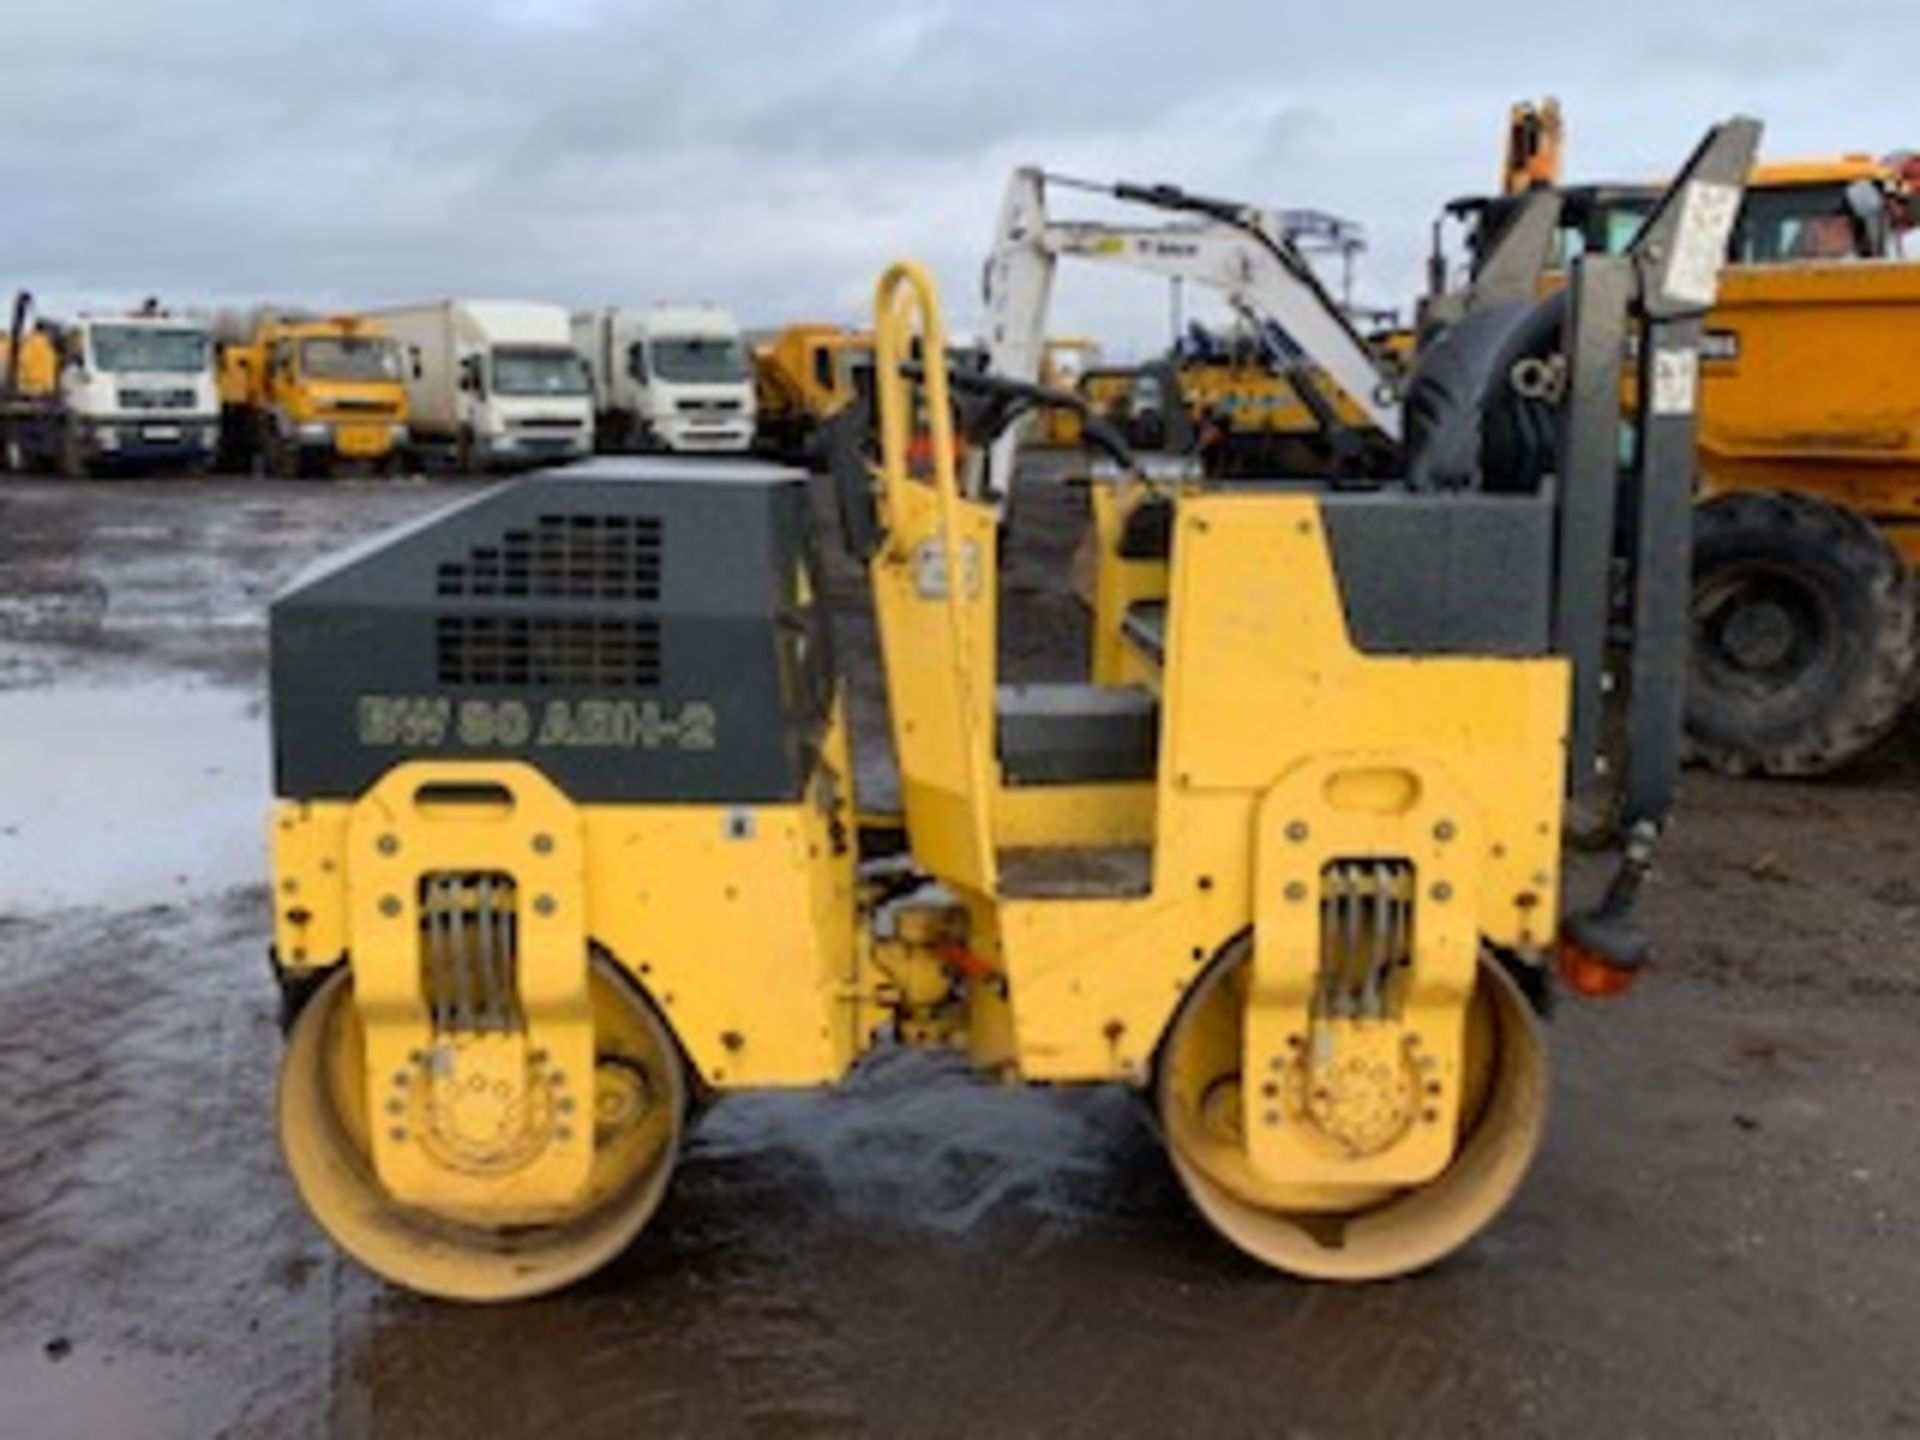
<box><xmin>264</xmin><ymin>118</ymin><xmax>1757</xmax><ymax>1302</ymax></box>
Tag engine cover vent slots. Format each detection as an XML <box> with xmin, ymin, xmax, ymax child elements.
<box><xmin>1317</xmin><ymin>859</ymin><xmax>1416</xmax><ymax>1021</ymax></box>
<box><xmin>436</xmin><ymin>615</ymin><xmax>662</xmax><ymax>688</ymax></box>
<box><xmin>436</xmin><ymin>514</ymin><xmax>663</xmax><ymax>602</ymax></box>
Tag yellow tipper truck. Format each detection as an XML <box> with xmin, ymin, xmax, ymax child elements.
<box><xmin>751</xmin><ymin>323</ymin><xmax>873</xmax><ymax>460</ymax></box>
<box><xmin>1440</xmin><ymin>100</ymin><xmax>1920</xmax><ymax>776</ymax></box>
<box><xmin>217</xmin><ymin>315</ymin><xmax>410</xmax><ymax>478</ymax></box>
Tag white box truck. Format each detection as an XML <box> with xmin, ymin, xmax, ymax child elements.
<box><xmin>571</xmin><ymin>303</ymin><xmax>754</xmax><ymax>453</ymax></box>
<box><xmin>368</xmin><ymin>300</ymin><xmax>593</xmax><ymax>470</ymax></box>
<box><xmin>1</xmin><ymin>297</ymin><xmax>219</xmax><ymax>477</ymax></box>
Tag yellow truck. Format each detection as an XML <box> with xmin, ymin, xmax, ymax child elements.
<box><xmin>1435</xmin><ymin>104</ymin><xmax>1920</xmax><ymax>776</ymax></box>
<box><xmin>750</xmin><ymin>323</ymin><xmax>873</xmax><ymax>460</ymax></box>
<box><xmin>217</xmin><ymin>315</ymin><xmax>410</xmax><ymax>478</ymax></box>
<box><xmin>1068</xmin><ymin>334</ymin><xmax>1379</xmax><ymax>478</ymax></box>
<box><xmin>1033</xmin><ymin>336</ymin><xmax>1100</xmax><ymax>446</ymax></box>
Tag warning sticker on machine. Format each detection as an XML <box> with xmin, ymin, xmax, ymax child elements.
<box><xmin>1650</xmin><ymin>347</ymin><xmax>1700</xmax><ymax>416</ymax></box>
<box><xmin>1664</xmin><ymin>180</ymin><xmax>1742</xmax><ymax>307</ymax></box>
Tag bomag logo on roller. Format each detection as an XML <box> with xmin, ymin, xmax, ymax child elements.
<box><xmin>357</xmin><ymin>696</ymin><xmax>718</xmax><ymax>752</ymax></box>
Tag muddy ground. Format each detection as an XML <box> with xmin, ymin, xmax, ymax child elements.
<box><xmin>0</xmin><ymin>466</ymin><xmax>1917</xmax><ymax>1439</ymax></box>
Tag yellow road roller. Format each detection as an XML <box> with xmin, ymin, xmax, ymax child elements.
<box><xmin>266</xmin><ymin>119</ymin><xmax>1759</xmax><ymax>1300</ymax></box>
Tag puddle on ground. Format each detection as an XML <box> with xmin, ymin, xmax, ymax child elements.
<box><xmin>0</xmin><ymin>681</ymin><xmax>265</xmax><ymax>912</ymax></box>
<box><xmin>0</xmin><ymin>1348</ymin><xmax>197</xmax><ymax>1440</ymax></box>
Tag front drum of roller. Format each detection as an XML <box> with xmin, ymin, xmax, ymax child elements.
<box><xmin>278</xmin><ymin>957</ymin><xmax>686</xmax><ymax>1303</ymax></box>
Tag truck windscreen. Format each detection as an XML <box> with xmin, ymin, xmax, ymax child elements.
<box><xmin>651</xmin><ymin>336</ymin><xmax>748</xmax><ymax>385</ymax></box>
<box><xmin>492</xmin><ymin>348</ymin><xmax>589</xmax><ymax>397</ymax></box>
<box><xmin>1734</xmin><ymin>184</ymin><xmax>1879</xmax><ymax>262</ymax></box>
<box><xmin>91</xmin><ymin>325</ymin><xmax>209</xmax><ymax>374</ymax></box>
<box><xmin>302</xmin><ymin>337</ymin><xmax>401</xmax><ymax>382</ymax></box>
<box><xmin>1550</xmin><ymin>184</ymin><xmax>1885</xmax><ymax>267</ymax></box>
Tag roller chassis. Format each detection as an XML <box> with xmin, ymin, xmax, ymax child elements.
<box><xmin>265</xmin><ymin>119</ymin><xmax>1760</xmax><ymax>1301</ymax></box>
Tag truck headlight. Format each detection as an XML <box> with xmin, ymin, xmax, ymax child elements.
<box><xmin>388</xmin><ymin>424</ymin><xmax>409</xmax><ymax>442</ymax></box>
<box><xmin>96</xmin><ymin>429</ymin><xmax>121</xmax><ymax>452</ymax></box>
<box><xmin>295</xmin><ymin>422</ymin><xmax>333</xmax><ymax>444</ymax></box>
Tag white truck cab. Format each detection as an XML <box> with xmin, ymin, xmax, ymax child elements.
<box><xmin>572</xmin><ymin>303</ymin><xmax>754</xmax><ymax>453</ymax></box>
<box><xmin>372</xmin><ymin>300</ymin><xmax>594</xmax><ymax>470</ymax></box>
<box><xmin>10</xmin><ymin>312</ymin><xmax>220</xmax><ymax>476</ymax></box>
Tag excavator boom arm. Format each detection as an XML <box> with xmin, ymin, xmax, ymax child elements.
<box><xmin>983</xmin><ymin>167</ymin><xmax>1398</xmax><ymax>490</ymax></box>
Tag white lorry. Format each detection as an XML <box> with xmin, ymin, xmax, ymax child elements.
<box><xmin>368</xmin><ymin>300</ymin><xmax>593</xmax><ymax>470</ymax></box>
<box><xmin>571</xmin><ymin>303</ymin><xmax>754</xmax><ymax>453</ymax></box>
<box><xmin>1</xmin><ymin>297</ymin><xmax>219</xmax><ymax>477</ymax></box>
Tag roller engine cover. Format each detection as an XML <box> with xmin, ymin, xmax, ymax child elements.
<box><xmin>270</xmin><ymin>457</ymin><xmax>836</xmax><ymax>806</ymax></box>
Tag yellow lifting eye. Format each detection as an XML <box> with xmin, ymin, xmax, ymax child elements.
<box><xmin>1321</xmin><ymin>766</ymin><xmax>1422</xmax><ymax>817</ymax></box>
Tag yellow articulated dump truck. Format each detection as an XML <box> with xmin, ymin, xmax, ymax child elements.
<box><xmin>217</xmin><ymin>315</ymin><xmax>410</xmax><ymax>478</ymax></box>
<box><xmin>261</xmin><ymin>119</ymin><xmax>1756</xmax><ymax>1302</ymax></box>
<box><xmin>1438</xmin><ymin>100</ymin><xmax>1920</xmax><ymax>776</ymax></box>
<box><xmin>750</xmin><ymin>323</ymin><xmax>873</xmax><ymax>461</ymax></box>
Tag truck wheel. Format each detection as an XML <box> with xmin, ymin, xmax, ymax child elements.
<box><xmin>263</xmin><ymin>428</ymin><xmax>297</xmax><ymax>480</ymax></box>
<box><xmin>1688</xmin><ymin>491</ymin><xmax>1919</xmax><ymax>777</ymax></box>
<box><xmin>58</xmin><ymin>424</ymin><xmax>89</xmax><ymax>480</ymax></box>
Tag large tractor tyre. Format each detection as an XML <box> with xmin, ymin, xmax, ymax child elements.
<box><xmin>1688</xmin><ymin>491</ymin><xmax>1918</xmax><ymax>777</ymax></box>
<box><xmin>279</xmin><ymin>955</ymin><xmax>687</xmax><ymax>1302</ymax></box>
<box><xmin>1156</xmin><ymin>940</ymin><xmax>1548</xmax><ymax>1282</ymax></box>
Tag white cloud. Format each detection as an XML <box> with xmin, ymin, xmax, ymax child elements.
<box><xmin>0</xmin><ymin>0</ymin><xmax>1909</xmax><ymax>349</ymax></box>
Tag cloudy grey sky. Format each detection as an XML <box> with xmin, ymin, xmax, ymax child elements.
<box><xmin>2</xmin><ymin>1</ymin><xmax>1911</xmax><ymax>352</ymax></box>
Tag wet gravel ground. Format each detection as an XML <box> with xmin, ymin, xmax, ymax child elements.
<box><xmin>1</xmin><ymin>466</ymin><xmax>1917</xmax><ymax>1438</ymax></box>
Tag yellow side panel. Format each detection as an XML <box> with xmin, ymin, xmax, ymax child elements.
<box><xmin>218</xmin><ymin>344</ymin><xmax>261</xmax><ymax>408</ymax></box>
<box><xmin>1161</xmin><ymin>497</ymin><xmax>1567</xmax><ymax>814</ymax></box>
<box><xmin>993</xmin><ymin>794</ymin><xmax>1256</xmax><ymax>1080</ymax></box>
<box><xmin>271</xmin><ymin>799</ymin><xmax>352</xmax><ymax>969</ymax></box>
<box><xmin>997</xmin><ymin>492</ymin><xmax>1567</xmax><ymax>1084</ymax></box>
<box><xmin>1087</xmin><ymin>479</ymin><xmax>1170</xmax><ymax>688</ymax></box>
<box><xmin>582</xmin><ymin>796</ymin><xmax>855</xmax><ymax>1088</ymax></box>
<box><xmin>1699</xmin><ymin>262</ymin><xmax>1920</xmax><ymax>519</ymax></box>
<box><xmin>993</xmin><ymin>780</ymin><xmax>1153</xmax><ymax>850</ymax></box>
<box><xmin>271</xmin><ymin>718</ymin><xmax>862</xmax><ymax>1094</ymax></box>
<box><xmin>0</xmin><ymin>332</ymin><xmax>59</xmax><ymax>395</ymax></box>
